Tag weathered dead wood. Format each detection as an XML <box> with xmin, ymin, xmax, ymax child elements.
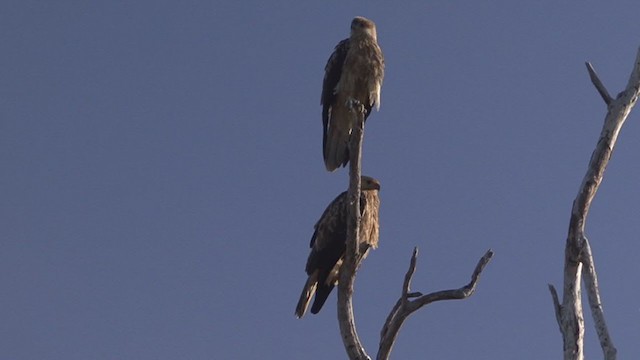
<box><xmin>581</xmin><ymin>237</ymin><xmax>616</xmax><ymax>359</ymax></box>
<box><xmin>336</xmin><ymin>99</ymin><xmax>494</xmax><ymax>360</ymax></box>
<box><xmin>586</xmin><ymin>62</ymin><xmax>613</xmax><ymax>105</ymax></box>
<box><xmin>377</xmin><ymin>248</ymin><xmax>494</xmax><ymax>360</ymax></box>
<box><xmin>549</xmin><ymin>47</ymin><xmax>640</xmax><ymax>360</ymax></box>
<box><xmin>337</xmin><ymin>102</ymin><xmax>370</xmax><ymax>360</ymax></box>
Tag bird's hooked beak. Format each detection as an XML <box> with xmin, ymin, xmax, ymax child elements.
<box><xmin>361</xmin><ymin>176</ymin><xmax>381</xmax><ymax>191</ymax></box>
<box><xmin>370</xmin><ymin>179</ymin><xmax>381</xmax><ymax>190</ymax></box>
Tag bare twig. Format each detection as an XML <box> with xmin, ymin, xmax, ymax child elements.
<box><xmin>548</xmin><ymin>284</ymin><xmax>562</xmax><ymax>332</ymax></box>
<box><xmin>377</xmin><ymin>248</ymin><xmax>419</xmax><ymax>359</ymax></box>
<box><xmin>377</xmin><ymin>249</ymin><xmax>494</xmax><ymax>360</ymax></box>
<box><xmin>586</xmin><ymin>62</ymin><xmax>613</xmax><ymax>105</ymax></box>
<box><xmin>401</xmin><ymin>247</ymin><xmax>419</xmax><ymax>304</ymax></box>
<box><xmin>337</xmin><ymin>102</ymin><xmax>370</xmax><ymax>360</ymax></box>
<box><xmin>551</xmin><ymin>47</ymin><xmax>640</xmax><ymax>360</ymax></box>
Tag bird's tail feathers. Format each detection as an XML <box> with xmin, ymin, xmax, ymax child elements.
<box><xmin>324</xmin><ymin>124</ymin><xmax>350</xmax><ymax>171</ymax></box>
<box><xmin>295</xmin><ymin>271</ymin><xmax>318</xmax><ymax>318</ymax></box>
<box><xmin>310</xmin><ymin>283</ymin><xmax>334</xmax><ymax>314</ymax></box>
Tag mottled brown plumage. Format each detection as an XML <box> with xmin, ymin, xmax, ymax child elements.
<box><xmin>322</xmin><ymin>17</ymin><xmax>385</xmax><ymax>171</ymax></box>
<box><xmin>295</xmin><ymin>176</ymin><xmax>381</xmax><ymax>318</ymax></box>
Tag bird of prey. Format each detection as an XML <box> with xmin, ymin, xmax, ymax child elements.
<box><xmin>321</xmin><ymin>16</ymin><xmax>385</xmax><ymax>172</ymax></box>
<box><xmin>295</xmin><ymin>176</ymin><xmax>381</xmax><ymax>318</ymax></box>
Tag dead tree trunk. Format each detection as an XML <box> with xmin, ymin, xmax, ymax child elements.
<box><xmin>337</xmin><ymin>102</ymin><xmax>493</xmax><ymax>360</ymax></box>
<box><xmin>549</xmin><ymin>47</ymin><xmax>640</xmax><ymax>360</ymax></box>
<box><xmin>337</xmin><ymin>102</ymin><xmax>370</xmax><ymax>360</ymax></box>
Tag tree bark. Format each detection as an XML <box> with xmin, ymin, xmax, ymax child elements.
<box><xmin>549</xmin><ymin>47</ymin><xmax>640</xmax><ymax>360</ymax></box>
<box><xmin>337</xmin><ymin>102</ymin><xmax>370</xmax><ymax>360</ymax></box>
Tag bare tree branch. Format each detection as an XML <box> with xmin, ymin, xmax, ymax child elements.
<box><xmin>377</xmin><ymin>247</ymin><xmax>419</xmax><ymax>359</ymax></box>
<box><xmin>581</xmin><ymin>237</ymin><xmax>617</xmax><ymax>359</ymax></box>
<box><xmin>548</xmin><ymin>284</ymin><xmax>562</xmax><ymax>332</ymax></box>
<box><xmin>401</xmin><ymin>247</ymin><xmax>420</xmax><ymax>303</ymax></box>
<box><xmin>334</xmin><ymin>101</ymin><xmax>493</xmax><ymax>360</ymax></box>
<box><xmin>551</xmin><ymin>47</ymin><xmax>640</xmax><ymax>360</ymax></box>
<box><xmin>377</xmin><ymin>249</ymin><xmax>494</xmax><ymax>360</ymax></box>
<box><xmin>337</xmin><ymin>101</ymin><xmax>370</xmax><ymax>360</ymax></box>
<box><xmin>559</xmin><ymin>261</ymin><xmax>584</xmax><ymax>360</ymax></box>
<box><xmin>585</xmin><ymin>62</ymin><xmax>613</xmax><ymax>105</ymax></box>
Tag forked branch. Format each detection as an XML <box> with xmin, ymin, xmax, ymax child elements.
<box><xmin>337</xmin><ymin>99</ymin><xmax>494</xmax><ymax>360</ymax></box>
<box><xmin>377</xmin><ymin>248</ymin><xmax>494</xmax><ymax>360</ymax></box>
<box><xmin>550</xmin><ymin>46</ymin><xmax>640</xmax><ymax>360</ymax></box>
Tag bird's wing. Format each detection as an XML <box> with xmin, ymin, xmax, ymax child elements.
<box><xmin>321</xmin><ymin>39</ymin><xmax>350</xmax><ymax>156</ymax></box>
<box><xmin>309</xmin><ymin>191</ymin><xmax>348</xmax><ymax>249</ymax></box>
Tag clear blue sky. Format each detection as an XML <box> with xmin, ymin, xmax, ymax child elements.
<box><xmin>2</xmin><ymin>2</ymin><xmax>640</xmax><ymax>359</ymax></box>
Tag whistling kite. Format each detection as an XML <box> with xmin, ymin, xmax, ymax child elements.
<box><xmin>295</xmin><ymin>176</ymin><xmax>381</xmax><ymax>318</ymax></box>
<box><xmin>321</xmin><ymin>16</ymin><xmax>385</xmax><ymax>171</ymax></box>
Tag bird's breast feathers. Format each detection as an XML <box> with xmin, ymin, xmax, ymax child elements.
<box><xmin>337</xmin><ymin>39</ymin><xmax>384</xmax><ymax>110</ymax></box>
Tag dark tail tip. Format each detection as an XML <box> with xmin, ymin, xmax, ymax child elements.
<box><xmin>310</xmin><ymin>284</ymin><xmax>334</xmax><ymax>314</ymax></box>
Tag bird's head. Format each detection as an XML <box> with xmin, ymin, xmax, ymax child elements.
<box><xmin>360</xmin><ymin>176</ymin><xmax>381</xmax><ymax>191</ymax></box>
<box><xmin>350</xmin><ymin>16</ymin><xmax>377</xmax><ymax>40</ymax></box>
